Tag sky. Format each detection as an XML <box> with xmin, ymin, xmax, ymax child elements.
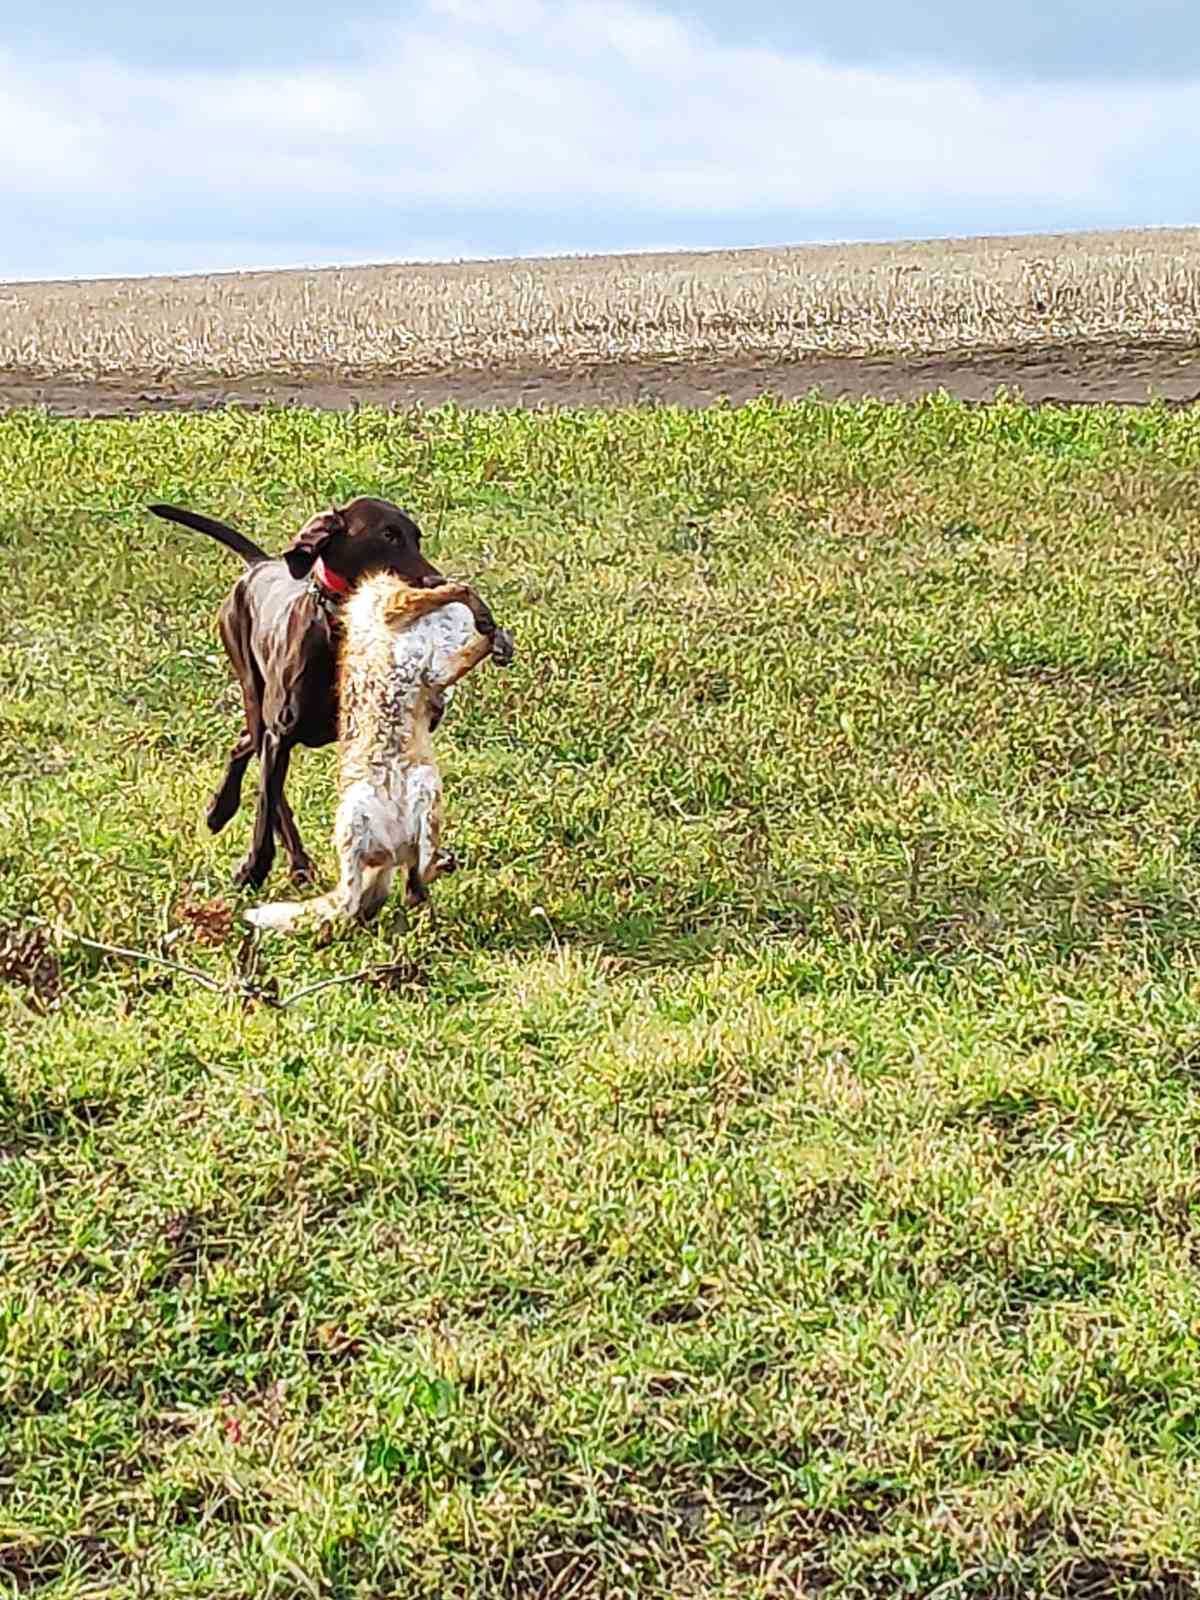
<box><xmin>4</xmin><ymin>0</ymin><xmax>1198</xmax><ymax>281</ymax></box>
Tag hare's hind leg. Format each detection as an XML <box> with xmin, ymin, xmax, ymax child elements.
<box><xmin>404</xmin><ymin>774</ymin><xmax>453</xmax><ymax>907</ymax></box>
<box><xmin>330</xmin><ymin>784</ymin><xmax>397</xmax><ymax>923</ymax></box>
<box><xmin>357</xmin><ymin>863</ymin><xmax>398</xmax><ymax>922</ymax></box>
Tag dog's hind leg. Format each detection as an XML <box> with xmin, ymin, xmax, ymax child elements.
<box><xmin>210</xmin><ymin>723</ymin><xmax>257</xmax><ymax>834</ymax></box>
<box><xmin>274</xmin><ymin>791</ymin><xmax>316</xmax><ymax>887</ymax></box>
<box><xmin>208</xmin><ymin>604</ymin><xmax>263</xmax><ymax>836</ymax></box>
<box><xmin>235</xmin><ymin>726</ymin><xmax>293</xmax><ymax>888</ymax></box>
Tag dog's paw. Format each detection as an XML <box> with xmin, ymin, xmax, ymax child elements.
<box><xmin>206</xmin><ymin>794</ymin><xmax>238</xmax><ymax>834</ymax></box>
<box><xmin>491</xmin><ymin>627</ymin><xmax>515</xmax><ymax>668</ymax></box>
<box><xmin>288</xmin><ymin>858</ymin><xmax>317</xmax><ymax>889</ymax></box>
<box><xmin>233</xmin><ymin>855</ymin><xmax>269</xmax><ymax>891</ymax></box>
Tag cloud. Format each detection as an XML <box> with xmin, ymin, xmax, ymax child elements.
<box><xmin>686</xmin><ymin>0</ymin><xmax>1200</xmax><ymax>84</ymax></box>
<box><xmin>2</xmin><ymin>0</ymin><xmax>1199</xmax><ymax>279</ymax></box>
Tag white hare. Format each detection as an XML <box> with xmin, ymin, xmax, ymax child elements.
<box><xmin>245</xmin><ymin>574</ymin><xmax>512</xmax><ymax>933</ymax></box>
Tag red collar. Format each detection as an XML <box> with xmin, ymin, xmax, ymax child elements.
<box><xmin>312</xmin><ymin>556</ymin><xmax>350</xmax><ymax>597</ymax></box>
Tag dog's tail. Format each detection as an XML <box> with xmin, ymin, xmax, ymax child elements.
<box><xmin>147</xmin><ymin>503</ymin><xmax>271</xmax><ymax>566</ymax></box>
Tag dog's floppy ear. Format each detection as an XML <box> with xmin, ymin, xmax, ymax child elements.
<box><xmin>282</xmin><ymin>507</ymin><xmax>346</xmax><ymax>579</ymax></box>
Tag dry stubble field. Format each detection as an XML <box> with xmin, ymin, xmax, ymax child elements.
<box><xmin>5</xmin><ymin>226</ymin><xmax>1200</xmax><ymax>414</ymax></box>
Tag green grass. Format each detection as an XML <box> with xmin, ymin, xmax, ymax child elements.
<box><xmin>6</xmin><ymin>394</ymin><xmax>1200</xmax><ymax>1596</ymax></box>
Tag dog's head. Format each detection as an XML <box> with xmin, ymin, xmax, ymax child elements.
<box><xmin>282</xmin><ymin>497</ymin><xmax>444</xmax><ymax>590</ymax></box>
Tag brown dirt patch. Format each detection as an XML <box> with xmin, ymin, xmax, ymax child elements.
<box><xmin>4</xmin><ymin>342</ymin><xmax>1200</xmax><ymax>418</ymax></box>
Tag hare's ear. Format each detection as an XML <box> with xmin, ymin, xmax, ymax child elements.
<box><xmin>282</xmin><ymin>508</ymin><xmax>346</xmax><ymax>578</ymax></box>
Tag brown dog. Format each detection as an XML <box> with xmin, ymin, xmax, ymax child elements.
<box><xmin>148</xmin><ymin>496</ymin><xmax>496</xmax><ymax>890</ymax></box>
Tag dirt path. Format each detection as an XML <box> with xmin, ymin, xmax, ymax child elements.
<box><xmin>5</xmin><ymin>341</ymin><xmax>1200</xmax><ymax>418</ymax></box>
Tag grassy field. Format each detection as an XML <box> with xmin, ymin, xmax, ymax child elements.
<box><xmin>6</xmin><ymin>395</ymin><xmax>1200</xmax><ymax>1596</ymax></box>
<box><xmin>5</xmin><ymin>226</ymin><xmax>1200</xmax><ymax>379</ymax></box>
